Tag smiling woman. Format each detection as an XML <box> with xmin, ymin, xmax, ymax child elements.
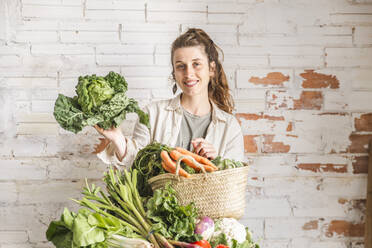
<box><xmin>173</xmin><ymin>46</ymin><xmax>213</xmax><ymax>101</ymax></box>
<box><xmin>95</xmin><ymin>28</ymin><xmax>244</xmax><ymax>168</ymax></box>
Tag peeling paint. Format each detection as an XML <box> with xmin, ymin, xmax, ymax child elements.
<box><xmin>300</xmin><ymin>70</ymin><xmax>339</xmax><ymax>89</ymax></box>
<box><xmin>293</xmin><ymin>91</ymin><xmax>323</xmax><ymax>110</ymax></box>
<box><xmin>236</xmin><ymin>113</ymin><xmax>284</xmax><ymax>122</ymax></box>
<box><xmin>348</xmin><ymin>134</ymin><xmax>372</xmax><ymax>153</ymax></box>
<box><xmin>267</xmin><ymin>91</ymin><xmax>323</xmax><ymax>110</ymax></box>
<box><xmin>325</xmin><ymin>220</ymin><xmax>364</xmax><ymax>237</ymax></box>
<box><xmin>286</xmin><ymin>122</ymin><xmax>293</xmax><ymax>132</ymax></box>
<box><xmin>262</xmin><ymin>135</ymin><xmax>290</xmax><ymax>153</ymax></box>
<box><xmin>236</xmin><ymin>113</ymin><xmax>289</xmax><ymax>134</ymax></box>
<box><xmin>352</xmin><ymin>156</ymin><xmax>368</xmax><ymax>174</ymax></box>
<box><xmin>297</xmin><ymin>163</ymin><xmax>347</xmax><ymax>173</ymax></box>
<box><xmin>262</xmin><ymin>114</ymin><xmax>284</xmax><ymax>121</ymax></box>
<box><xmin>354</xmin><ymin>113</ymin><xmax>372</xmax><ymax>132</ymax></box>
<box><xmin>302</xmin><ymin>220</ymin><xmax>318</xmax><ymax>230</ymax></box>
<box><xmin>338</xmin><ymin>198</ymin><xmax>347</xmax><ymax>204</ymax></box>
<box><xmin>249</xmin><ymin>72</ymin><xmax>290</xmax><ymax>86</ymax></box>
<box><xmin>244</xmin><ymin>135</ymin><xmax>259</xmax><ymax>153</ymax></box>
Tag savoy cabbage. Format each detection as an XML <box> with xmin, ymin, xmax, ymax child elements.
<box><xmin>54</xmin><ymin>71</ymin><xmax>149</xmax><ymax>134</ymax></box>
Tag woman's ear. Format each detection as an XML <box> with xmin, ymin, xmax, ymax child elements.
<box><xmin>209</xmin><ymin>61</ymin><xmax>216</xmax><ymax>77</ymax></box>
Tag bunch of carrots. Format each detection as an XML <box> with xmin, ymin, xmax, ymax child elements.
<box><xmin>160</xmin><ymin>147</ymin><xmax>218</xmax><ymax>178</ymax></box>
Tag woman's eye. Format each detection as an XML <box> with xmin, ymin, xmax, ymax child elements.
<box><xmin>176</xmin><ymin>65</ymin><xmax>184</xmax><ymax>69</ymax></box>
<box><xmin>193</xmin><ymin>62</ymin><xmax>200</xmax><ymax>67</ymax></box>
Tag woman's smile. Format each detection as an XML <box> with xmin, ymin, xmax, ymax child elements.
<box><xmin>184</xmin><ymin>79</ymin><xmax>199</xmax><ymax>87</ymax></box>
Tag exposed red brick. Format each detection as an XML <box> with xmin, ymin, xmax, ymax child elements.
<box><xmin>355</xmin><ymin>113</ymin><xmax>372</xmax><ymax>132</ymax></box>
<box><xmin>262</xmin><ymin>114</ymin><xmax>284</xmax><ymax>121</ymax></box>
<box><xmin>286</xmin><ymin>122</ymin><xmax>293</xmax><ymax>132</ymax></box>
<box><xmin>303</xmin><ymin>220</ymin><xmax>318</xmax><ymax>230</ymax></box>
<box><xmin>267</xmin><ymin>91</ymin><xmax>323</xmax><ymax>110</ymax></box>
<box><xmin>338</xmin><ymin>198</ymin><xmax>347</xmax><ymax>204</ymax></box>
<box><xmin>297</xmin><ymin>163</ymin><xmax>347</xmax><ymax>173</ymax></box>
<box><xmin>235</xmin><ymin>113</ymin><xmax>261</xmax><ymax>123</ymax></box>
<box><xmin>325</xmin><ymin>220</ymin><xmax>364</xmax><ymax>237</ymax></box>
<box><xmin>286</xmin><ymin>134</ymin><xmax>298</xmax><ymax>138</ymax></box>
<box><xmin>249</xmin><ymin>72</ymin><xmax>290</xmax><ymax>86</ymax></box>
<box><xmin>348</xmin><ymin>134</ymin><xmax>372</xmax><ymax>153</ymax></box>
<box><xmin>262</xmin><ymin>135</ymin><xmax>290</xmax><ymax>153</ymax></box>
<box><xmin>293</xmin><ymin>91</ymin><xmax>323</xmax><ymax>110</ymax></box>
<box><xmin>244</xmin><ymin>135</ymin><xmax>259</xmax><ymax>153</ymax></box>
<box><xmin>352</xmin><ymin>156</ymin><xmax>368</xmax><ymax>174</ymax></box>
<box><xmin>235</xmin><ymin>113</ymin><xmax>284</xmax><ymax>121</ymax></box>
<box><xmin>318</xmin><ymin>112</ymin><xmax>347</xmax><ymax>116</ymax></box>
<box><xmin>300</xmin><ymin>70</ymin><xmax>340</xmax><ymax>89</ymax></box>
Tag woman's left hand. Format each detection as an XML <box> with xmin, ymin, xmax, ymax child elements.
<box><xmin>191</xmin><ymin>138</ymin><xmax>217</xmax><ymax>160</ymax></box>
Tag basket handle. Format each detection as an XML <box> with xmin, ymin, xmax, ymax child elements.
<box><xmin>175</xmin><ymin>155</ymin><xmax>207</xmax><ymax>175</ymax></box>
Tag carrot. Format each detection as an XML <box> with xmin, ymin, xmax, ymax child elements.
<box><xmin>175</xmin><ymin>147</ymin><xmax>218</xmax><ymax>170</ymax></box>
<box><xmin>169</xmin><ymin>149</ymin><xmax>215</xmax><ymax>172</ymax></box>
<box><xmin>160</xmin><ymin>150</ymin><xmax>191</xmax><ymax>178</ymax></box>
<box><xmin>161</xmin><ymin>161</ymin><xmax>172</xmax><ymax>174</ymax></box>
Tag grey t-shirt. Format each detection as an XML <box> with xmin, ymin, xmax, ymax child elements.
<box><xmin>175</xmin><ymin>107</ymin><xmax>212</xmax><ymax>151</ymax></box>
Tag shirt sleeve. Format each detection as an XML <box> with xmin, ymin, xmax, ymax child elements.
<box><xmin>222</xmin><ymin>116</ymin><xmax>245</xmax><ymax>162</ymax></box>
<box><xmin>96</xmin><ymin>106</ymin><xmax>152</xmax><ymax>168</ymax></box>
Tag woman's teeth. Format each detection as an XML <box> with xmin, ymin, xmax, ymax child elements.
<box><xmin>185</xmin><ymin>80</ymin><xmax>198</xmax><ymax>87</ymax></box>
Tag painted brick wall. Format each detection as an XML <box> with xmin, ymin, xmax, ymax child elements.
<box><xmin>0</xmin><ymin>0</ymin><xmax>372</xmax><ymax>247</ymax></box>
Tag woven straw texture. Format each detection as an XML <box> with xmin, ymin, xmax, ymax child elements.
<box><xmin>148</xmin><ymin>165</ymin><xmax>249</xmax><ymax>219</ymax></box>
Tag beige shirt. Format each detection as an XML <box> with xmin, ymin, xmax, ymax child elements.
<box><xmin>97</xmin><ymin>94</ymin><xmax>244</xmax><ymax>168</ymax></box>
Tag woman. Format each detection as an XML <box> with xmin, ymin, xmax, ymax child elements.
<box><xmin>95</xmin><ymin>28</ymin><xmax>244</xmax><ymax>167</ymax></box>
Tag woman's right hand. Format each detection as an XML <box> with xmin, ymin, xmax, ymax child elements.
<box><xmin>94</xmin><ymin>125</ymin><xmax>127</xmax><ymax>161</ymax></box>
<box><xmin>94</xmin><ymin>125</ymin><xmax>123</xmax><ymax>143</ymax></box>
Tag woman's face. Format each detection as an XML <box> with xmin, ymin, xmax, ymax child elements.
<box><xmin>173</xmin><ymin>45</ymin><xmax>215</xmax><ymax>98</ymax></box>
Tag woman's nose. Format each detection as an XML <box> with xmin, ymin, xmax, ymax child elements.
<box><xmin>185</xmin><ymin>65</ymin><xmax>194</xmax><ymax>77</ymax></box>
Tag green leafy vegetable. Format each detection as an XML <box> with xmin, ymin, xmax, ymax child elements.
<box><xmin>46</xmin><ymin>168</ymin><xmax>173</xmax><ymax>248</ymax></box>
<box><xmin>212</xmin><ymin>156</ymin><xmax>245</xmax><ymax>170</ymax></box>
<box><xmin>75</xmin><ymin>168</ymin><xmax>173</xmax><ymax>248</ymax></box>
<box><xmin>53</xmin><ymin>71</ymin><xmax>149</xmax><ymax>134</ymax></box>
<box><xmin>72</xmin><ymin>209</ymin><xmax>105</xmax><ymax>247</ymax></box>
<box><xmin>76</xmin><ymin>74</ymin><xmax>115</xmax><ymax>115</ymax></box>
<box><xmin>132</xmin><ymin>142</ymin><xmax>172</xmax><ymax>196</ymax></box>
<box><xmin>46</xmin><ymin>207</ymin><xmax>125</xmax><ymax>248</ymax></box>
<box><xmin>146</xmin><ymin>183</ymin><xmax>201</xmax><ymax>243</ymax></box>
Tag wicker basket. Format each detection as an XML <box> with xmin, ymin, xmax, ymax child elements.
<box><xmin>147</xmin><ymin>164</ymin><xmax>250</xmax><ymax>219</ymax></box>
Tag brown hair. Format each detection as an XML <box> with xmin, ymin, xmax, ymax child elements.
<box><xmin>171</xmin><ymin>28</ymin><xmax>235</xmax><ymax>114</ymax></box>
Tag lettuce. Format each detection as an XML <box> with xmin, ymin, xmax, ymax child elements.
<box><xmin>53</xmin><ymin>71</ymin><xmax>149</xmax><ymax>134</ymax></box>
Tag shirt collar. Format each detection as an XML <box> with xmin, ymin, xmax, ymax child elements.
<box><xmin>166</xmin><ymin>94</ymin><xmax>227</xmax><ymax>123</ymax></box>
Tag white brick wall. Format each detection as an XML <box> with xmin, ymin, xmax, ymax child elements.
<box><xmin>0</xmin><ymin>0</ymin><xmax>371</xmax><ymax>247</ymax></box>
